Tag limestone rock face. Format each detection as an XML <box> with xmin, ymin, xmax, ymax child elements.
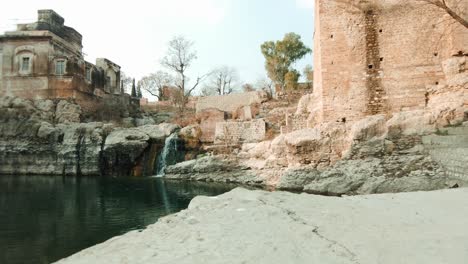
<box><xmin>33</xmin><ymin>99</ymin><xmax>56</xmax><ymax>122</ymax></box>
<box><xmin>101</xmin><ymin>123</ymin><xmax>180</xmax><ymax>177</ymax></box>
<box><xmin>0</xmin><ymin>96</ymin><xmax>178</xmax><ymax>177</ymax></box>
<box><xmin>349</xmin><ymin>114</ymin><xmax>386</xmax><ymax>141</ymax></box>
<box><xmin>179</xmin><ymin>125</ymin><xmax>203</xmax><ymax>160</ymax></box>
<box><xmin>303</xmin><ymin>157</ymin><xmax>447</xmax><ymax>196</ymax></box>
<box><xmin>0</xmin><ymin>97</ymin><xmax>102</xmax><ymax>175</ymax></box>
<box><xmin>276</xmin><ymin>167</ymin><xmax>320</xmax><ymax>190</ymax></box>
<box><xmin>225</xmin><ymin>110</ymin><xmax>466</xmax><ymax>194</ymax></box>
<box><xmin>386</xmin><ymin>110</ymin><xmax>434</xmax><ymax>137</ymax></box>
<box><xmin>295</xmin><ymin>93</ymin><xmax>323</xmax><ymax>127</ymax></box>
<box><xmin>137</xmin><ymin>123</ymin><xmax>179</xmax><ymax>142</ymax></box>
<box><xmin>179</xmin><ymin>125</ymin><xmax>202</xmax><ymax>144</ymax></box>
<box><xmin>166</xmin><ymin>156</ymin><xmax>262</xmax><ymax>185</ymax></box>
<box><xmin>55</xmin><ymin>100</ymin><xmax>82</xmax><ymax>124</ymax></box>
<box><xmin>266</xmin><ymin>123</ymin><xmax>349</xmax><ymax>168</ymax></box>
<box><xmin>101</xmin><ymin>128</ymin><xmax>150</xmax><ymax>176</ymax></box>
<box><xmin>56</xmin><ymin>122</ymin><xmax>109</xmax><ymax>176</ymax></box>
<box><xmin>0</xmin><ymin>117</ymin><xmax>109</xmax><ymax>176</ymax></box>
<box><xmin>134</xmin><ymin>116</ymin><xmax>156</xmax><ymax>127</ymax></box>
<box><xmin>241</xmin><ymin>141</ymin><xmax>272</xmax><ymax>160</ymax></box>
<box><xmin>56</xmin><ymin>188</ymin><xmax>468</xmax><ymax>264</ymax></box>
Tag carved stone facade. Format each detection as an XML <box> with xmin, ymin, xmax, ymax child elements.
<box><xmin>312</xmin><ymin>0</ymin><xmax>467</xmax><ymax>125</ymax></box>
<box><xmin>0</xmin><ymin>10</ymin><xmax>131</xmax><ymax>114</ymax></box>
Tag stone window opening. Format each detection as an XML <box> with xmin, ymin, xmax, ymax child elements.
<box><xmin>106</xmin><ymin>76</ymin><xmax>111</xmax><ymax>89</ymax></box>
<box><xmin>435</xmin><ymin>81</ymin><xmax>439</xmax><ymax>85</ymax></box>
<box><xmin>21</xmin><ymin>57</ymin><xmax>30</xmax><ymax>72</ymax></box>
<box><xmin>330</xmin><ymin>34</ymin><xmax>334</xmax><ymax>39</ymax></box>
<box><xmin>18</xmin><ymin>54</ymin><xmax>33</xmax><ymax>74</ymax></box>
<box><xmin>379</xmin><ymin>29</ymin><xmax>383</xmax><ymax>33</ymax></box>
<box><xmin>433</xmin><ymin>52</ymin><xmax>438</xmax><ymax>57</ymax></box>
<box><xmin>368</xmin><ymin>64</ymin><xmax>373</xmax><ymax>69</ymax></box>
<box><xmin>55</xmin><ymin>60</ymin><xmax>66</xmax><ymax>75</ymax></box>
<box><xmin>380</xmin><ymin>57</ymin><xmax>384</xmax><ymax>62</ymax></box>
<box><xmin>105</xmin><ymin>69</ymin><xmax>117</xmax><ymax>90</ymax></box>
<box><xmin>85</xmin><ymin>67</ymin><xmax>92</xmax><ymax>82</ymax></box>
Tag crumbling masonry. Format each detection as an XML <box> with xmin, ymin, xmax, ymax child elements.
<box><xmin>312</xmin><ymin>0</ymin><xmax>467</xmax><ymax>124</ymax></box>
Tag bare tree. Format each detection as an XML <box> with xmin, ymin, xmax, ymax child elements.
<box><xmin>138</xmin><ymin>71</ymin><xmax>173</xmax><ymax>101</ymax></box>
<box><xmin>242</xmin><ymin>83</ymin><xmax>256</xmax><ymax>92</ymax></box>
<box><xmin>255</xmin><ymin>77</ymin><xmax>275</xmax><ymax>99</ymax></box>
<box><xmin>417</xmin><ymin>0</ymin><xmax>467</xmax><ymax>28</ymax></box>
<box><xmin>202</xmin><ymin>66</ymin><xmax>239</xmax><ymax>96</ymax></box>
<box><xmin>161</xmin><ymin>36</ymin><xmax>210</xmax><ymax>108</ymax></box>
<box><xmin>120</xmin><ymin>71</ymin><xmax>133</xmax><ymax>94</ymax></box>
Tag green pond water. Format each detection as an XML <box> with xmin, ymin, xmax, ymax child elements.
<box><xmin>0</xmin><ymin>175</ymin><xmax>236</xmax><ymax>264</ymax></box>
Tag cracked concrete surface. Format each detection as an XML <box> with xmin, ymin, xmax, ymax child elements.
<box><xmin>56</xmin><ymin>188</ymin><xmax>468</xmax><ymax>264</ymax></box>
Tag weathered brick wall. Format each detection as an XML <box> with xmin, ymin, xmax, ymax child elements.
<box><xmin>281</xmin><ymin>114</ymin><xmax>309</xmax><ymax>134</ymax></box>
<box><xmin>314</xmin><ymin>0</ymin><xmax>468</xmax><ymax>124</ymax></box>
<box><xmin>197</xmin><ymin>108</ymin><xmax>226</xmax><ymax>143</ymax></box>
<box><xmin>196</xmin><ymin>91</ymin><xmax>267</xmax><ymax>113</ymax></box>
<box><xmin>215</xmin><ymin>119</ymin><xmax>266</xmax><ymax>144</ymax></box>
<box><xmin>74</xmin><ymin>92</ymin><xmax>139</xmax><ymax>121</ymax></box>
<box><xmin>276</xmin><ymin>89</ymin><xmax>312</xmax><ymax>102</ymax></box>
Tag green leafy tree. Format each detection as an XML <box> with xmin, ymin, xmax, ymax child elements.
<box><xmin>137</xmin><ymin>85</ymin><xmax>143</xmax><ymax>98</ymax></box>
<box><xmin>261</xmin><ymin>33</ymin><xmax>311</xmax><ymax>91</ymax></box>
<box><xmin>284</xmin><ymin>70</ymin><xmax>300</xmax><ymax>90</ymax></box>
<box><xmin>303</xmin><ymin>64</ymin><xmax>314</xmax><ymax>89</ymax></box>
<box><xmin>303</xmin><ymin>65</ymin><xmax>313</xmax><ymax>83</ymax></box>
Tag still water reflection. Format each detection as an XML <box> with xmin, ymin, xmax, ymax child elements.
<box><xmin>0</xmin><ymin>175</ymin><xmax>236</xmax><ymax>264</ymax></box>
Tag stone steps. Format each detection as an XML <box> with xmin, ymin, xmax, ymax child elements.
<box><xmin>437</xmin><ymin>126</ymin><xmax>468</xmax><ymax>136</ymax></box>
<box><xmin>423</xmin><ymin>130</ymin><xmax>468</xmax><ymax>181</ymax></box>
<box><xmin>422</xmin><ymin>134</ymin><xmax>468</xmax><ymax>147</ymax></box>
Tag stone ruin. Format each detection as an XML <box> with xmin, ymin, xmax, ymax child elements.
<box><xmin>195</xmin><ymin>91</ymin><xmax>269</xmax><ymax>145</ymax></box>
<box><xmin>0</xmin><ymin>10</ymin><xmax>139</xmax><ymax>119</ymax></box>
<box><xmin>240</xmin><ymin>0</ymin><xmax>468</xmax><ymax>185</ymax></box>
<box><xmin>310</xmin><ymin>0</ymin><xmax>467</xmax><ymax>125</ymax></box>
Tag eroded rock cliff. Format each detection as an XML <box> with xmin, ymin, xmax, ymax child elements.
<box><xmin>0</xmin><ymin>96</ymin><xmax>178</xmax><ymax>176</ymax></box>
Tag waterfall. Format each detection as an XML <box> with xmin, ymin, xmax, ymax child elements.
<box><xmin>155</xmin><ymin>133</ymin><xmax>183</xmax><ymax>176</ymax></box>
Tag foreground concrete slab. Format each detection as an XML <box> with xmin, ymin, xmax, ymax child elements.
<box><xmin>56</xmin><ymin>188</ymin><xmax>468</xmax><ymax>264</ymax></box>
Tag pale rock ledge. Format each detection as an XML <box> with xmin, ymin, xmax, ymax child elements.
<box><xmin>56</xmin><ymin>188</ymin><xmax>468</xmax><ymax>264</ymax></box>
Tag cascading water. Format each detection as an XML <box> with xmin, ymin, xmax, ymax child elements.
<box><xmin>155</xmin><ymin>133</ymin><xmax>184</xmax><ymax>176</ymax></box>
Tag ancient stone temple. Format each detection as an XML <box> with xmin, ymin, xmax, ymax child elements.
<box><xmin>312</xmin><ymin>0</ymin><xmax>467</xmax><ymax>124</ymax></box>
<box><xmin>0</xmin><ymin>10</ymin><xmax>130</xmax><ymax>112</ymax></box>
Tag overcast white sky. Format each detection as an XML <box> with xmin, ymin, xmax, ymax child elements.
<box><xmin>0</xmin><ymin>0</ymin><xmax>315</xmax><ymax>96</ymax></box>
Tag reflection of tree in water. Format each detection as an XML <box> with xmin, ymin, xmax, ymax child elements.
<box><xmin>0</xmin><ymin>175</ymin><xmax>235</xmax><ymax>264</ymax></box>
